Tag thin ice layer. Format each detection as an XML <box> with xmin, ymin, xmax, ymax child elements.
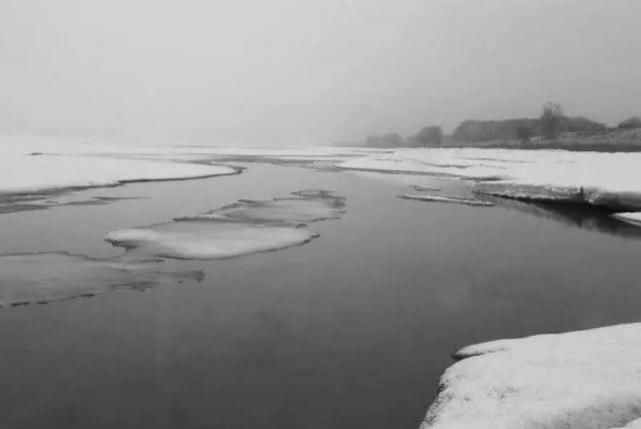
<box><xmin>186</xmin><ymin>189</ymin><xmax>345</xmax><ymax>223</ymax></box>
<box><xmin>105</xmin><ymin>220</ymin><xmax>318</xmax><ymax>260</ymax></box>
<box><xmin>0</xmin><ymin>252</ymin><xmax>204</xmax><ymax>307</ymax></box>
<box><xmin>399</xmin><ymin>194</ymin><xmax>494</xmax><ymax>207</ymax></box>
<box><xmin>422</xmin><ymin>323</ymin><xmax>641</xmax><ymax>429</ymax></box>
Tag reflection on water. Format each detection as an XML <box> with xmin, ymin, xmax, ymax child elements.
<box><xmin>498</xmin><ymin>198</ymin><xmax>641</xmax><ymax>240</ymax></box>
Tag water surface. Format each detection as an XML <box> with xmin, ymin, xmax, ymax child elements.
<box><xmin>1</xmin><ymin>164</ymin><xmax>641</xmax><ymax>428</ymax></box>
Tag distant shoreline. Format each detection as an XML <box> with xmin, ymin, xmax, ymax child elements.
<box><xmin>350</xmin><ymin>125</ymin><xmax>641</xmax><ymax>153</ymax></box>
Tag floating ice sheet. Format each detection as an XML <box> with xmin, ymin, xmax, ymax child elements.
<box><xmin>399</xmin><ymin>194</ymin><xmax>494</xmax><ymax>207</ymax></box>
<box><xmin>106</xmin><ymin>220</ymin><xmax>318</xmax><ymax>260</ymax></box>
<box><xmin>422</xmin><ymin>323</ymin><xmax>641</xmax><ymax>429</ymax></box>
<box><xmin>106</xmin><ymin>190</ymin><xmax>345</xmax><ymax>260</ymax></box>
<box><xmin>185</xmin><ymin>189</ymin><xmax>345</xmax><ymax>224</ymax></box>
<box><xmin>0</xmin><ymin>252</ymin><xmax>203</xmax><ymax>307</ymax></box>
<box><xmin>412</xmin><ymin>185</ymin><xmax>441</xmax><ymax>192</ymax></box>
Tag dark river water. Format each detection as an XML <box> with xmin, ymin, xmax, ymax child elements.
<box><xmin>1</xmin><ymin>163</ymin><xmax>641</xmax><ymax>428</ymax></box>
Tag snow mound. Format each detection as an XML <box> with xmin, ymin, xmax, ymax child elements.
<box><xmin>422</xmin><ymin>323</ymin><xmax>641</xmax><ymax>429</ymax></box>
<box><xmin>106</xmin><ymin>190</ymin><xmax>345</xmax><ymax>260</ymax></box>
<box><xmin>0</xmin><ymin>252</ymin><xmax>203</xmax><ymax>307</ymax></box>
<box><xmin>399</xmin><ymin>194</ymin><xmax>494</xmax><ymax>207</ymax></box>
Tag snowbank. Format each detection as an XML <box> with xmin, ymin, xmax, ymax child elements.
<box><xmin>0</xmin><ymin>152</ymin><xmax>238</xmax><ymax>195</ymax></box>
<box><xmin>0</xmin><ymin>136</ymin><xmax>241</xmax><ymax>213</ymax></box>
<box><xmin>422</xmin><ymin>323</ymin><xmax>641</xmax><ymax>429</ymax></box>
<box><xmin>611</xmin><ymin>212</ymin><xmax>641</xmax><ymax>227</ymax></box>
<box><xmin>340</xmin><ymin>148</ymin><xmax>641</xmax><ymax>211</ymax></box>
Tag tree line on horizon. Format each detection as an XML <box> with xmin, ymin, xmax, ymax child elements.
<box><xmin>362</xmin><ymin>103</ymin><xmax>641</xmax><ymax>148</ymax></box>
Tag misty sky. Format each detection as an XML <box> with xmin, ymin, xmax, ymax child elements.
<box><xmin>2</xmin><ymin>0</ymin><xmax>641</xmax><ymax>145</ymax></box>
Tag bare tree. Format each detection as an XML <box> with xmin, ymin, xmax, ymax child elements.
<box><xmin>540</xmin><ymin>102</ymin><xmax>564</xmax><ymax>139</ymax></box>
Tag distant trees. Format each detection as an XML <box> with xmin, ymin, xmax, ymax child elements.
<box><xmin>359</xmin><ymin>103</ymin><xmax>622</xmax><ymax>148</ymax></box>
<box><xmin>451</xmin><ymin>119</ymin><xmax>539</xmax><ymax>142</ymax></box>
<box><xmin>617</xmin><ymin>116</ymin><xmax>641</xmax><ymax>130</ymax></box>
<box><xmin>413</xmin><ymin>126</ymin><xmax>443</xmax><ymax>147</ymax></box>
<box><xmin>559</xmin><ymin>116</ymin><xmax>606</xmax><ymax>133</ymax></box>
<box><xmin>517</xmin><ymin>126</ymin><xmax>532</xmax><ymax>143</ymax></box>
<box><xmin>540</xmin><ymin>102</ymin><xmax>564</xmax><ymax>139</ymax></box>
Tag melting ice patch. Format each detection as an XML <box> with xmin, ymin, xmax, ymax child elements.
<box><xmin>0</xmin><ymin>190</ymin><xmax>345</xmax><ymax>307</ymax></box>
<box><xmin>0</xmin><ymin>192</ymin><xmax>143</xmax><ymax>214</ymax></box>
<box><xmin>0</xmin><ymin>252</ymin><xmax>203</xmax><ymax>307</ymax></box>
<box><xmin>105</xmin><ymin>190</ymin><xmax>345</xmax><ymax>260</ymax></box>
<box><xmin>185</xmin><ymin>189</ymin><xmax>345</xmax><ymax>223</ymax></box>
<box><xmin>106</xmin><ymin>221</ymin><xmax>318</xmax><ymax>260</ymax></box>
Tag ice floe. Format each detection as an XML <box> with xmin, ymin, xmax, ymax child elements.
<box><xmin>412</xmin><ymin>185</ymin><xmax>441</xmax><ymax>192</ymax></box>
<box><xmin>184</xmin><ymin>189</ymin><xmax>345</xmax><ymax>224</ymax></box>
<box><xmin>399</xmin><ymin>194</ymin><xmax>494</xmax><ymax>207</ymax></box>
<box><xmin>106</xmin><ymin>220</ymin><xmax>318</xmax><ymax>260</ymax></box>
<box><xmin>340</xmin><ymin>148</ymin><xmax>641</xmax><ymax>211</ymax></box>
<box><xmin>0</xmin><ymin>252</ymin><xmax>203</xmax><ymax>307</ymax></box>
<box><xmin>106</xmin><ymin>190</ymin><xmax>345</xmax><ymax>260</ymax></box>
<box><xmin>421</xmin><ymin>323</ymin><xmax>641</xmax><ymax>429</ymax></box>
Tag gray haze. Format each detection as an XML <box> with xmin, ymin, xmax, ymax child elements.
<box><xmin>2</xmin><ymin>0</ymin><xmax>641</xmax><ymax>145</ymax></box>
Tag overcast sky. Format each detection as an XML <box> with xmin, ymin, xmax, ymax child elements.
<box><xmin>1</xmin><ymin>0</ymin><xmax>640</xmax><ymax>145</ymax></box>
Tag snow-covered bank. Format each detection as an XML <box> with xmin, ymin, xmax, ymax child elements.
<box><xmin>0</xmin><ymin>151</ymin><xmax>238</xmax><ymax>195</ymax></box>
<box><xmin>421</xmin><ymin>323</ymin><xmax>641</xmax><ymax>429</ymax></box>
<box><xmin>612</xmin><ymin>212</ymin><xmax>641</xmax><ymax>227</ymax></box>
<box><xmin>339</xmin><ymin>148</ymin><xmax>641</xmax><ymax>212</ymax></box>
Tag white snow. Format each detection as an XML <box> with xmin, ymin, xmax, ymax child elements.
<box><xmin>422</xmin><ymin>323</ymin><xmax>641</xmax><ymax>429</ymax></box>
<box><xmin>611</xmin><ymin>212</ymin><xmax>641</xmax><ymax>227</ymax></box>
<box><xmin>340</xmin><ymin>148</ymin><xmax>641</xmax><ymax>210</ymax></box>
<box><xmin>0</xmin><ymin>140</ymin><xmax>238</xmax><ymax>195</ymax></box>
